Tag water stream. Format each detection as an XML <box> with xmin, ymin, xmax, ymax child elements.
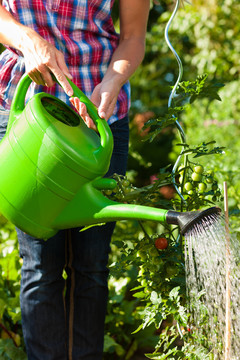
<box><xmin>184</xmin><ymin>213</ymin><xmax>240</xmax><ymax>359</ymax></box>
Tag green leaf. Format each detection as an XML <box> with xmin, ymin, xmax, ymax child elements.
<box><xmin>177</xmin><ymin>74</ymin><xmax>224</xmax><ymax>104</ymax></box>
<box><xmin>145</xmin><ymin>347</ymin><xmax>179</xmax><ymax>359</ymax></box>
<box><xmin>132</xmin><ymin>291</ymin><xmax>146</xmax><ymax>298</ymax></box>
<box><xmin>131</xmin><ymin>323</ymin><xmax>143</xmax><ymax>334</ymax></box>
<box><xmin>169</xmin><ymin>286</ymin><xmax>180</xmax><ymax>301</ymax></box>
<box><xmin>150</xmin><ymin>291</ymin><xmax>161</xmax><ymax>305</ymax></box>
<box><xmin>0</xmin><ymin>298</ymin><xmax>6</xmax><ymax>319</ymax></box>
<box><xmin>103</xmin><ymin>334</ymin><xmax>118</xmax><ymax>352</ymax></box>
<box><xmin>0</xmin><ymin>339</ymin><xmax>27</xmax><ymax>360</ymax></box>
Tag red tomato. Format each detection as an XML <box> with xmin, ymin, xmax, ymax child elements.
<box><xmin>155</xmin><ymin>237</ymin><xmax>168</xmax><ymax>250</ymax></box>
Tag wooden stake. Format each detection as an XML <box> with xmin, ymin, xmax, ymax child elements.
<box><xmin>224</xmin><ymin>181</ymin><xmax>231</xmax><ymax>360</ymax></box>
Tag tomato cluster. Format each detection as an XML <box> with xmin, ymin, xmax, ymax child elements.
<box><xmin>178</xmin><ymin>163</ymin><xmax>222</xmax><ymax>203</ymax></box>
<box><xmin>103</xmin><ymin>175</ymin><xmax>133</xmax><ymax>200</ymax></box>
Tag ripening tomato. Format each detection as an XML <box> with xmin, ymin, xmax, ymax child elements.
<box><xmin>155</xmin><ymin>237</ymin><xmax>168</xmax><ymax>250</ymax></box>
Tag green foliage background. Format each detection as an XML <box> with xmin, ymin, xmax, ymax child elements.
<box><xmin>1</xmin><ymin>0</ymin><xmax>240</xmax><ymax>358</ymax></box>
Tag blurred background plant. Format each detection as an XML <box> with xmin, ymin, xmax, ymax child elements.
<box><xmin>1</xmin><ymin>0</ymin><xmax>240</xmax><ymax>358</ymax></box>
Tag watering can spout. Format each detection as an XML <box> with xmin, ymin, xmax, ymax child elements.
<box><xmin>54</xmin><ymin>179</ymin><xmax>221</xmax><ymax>237</ymax></box>
<box><xmin>53</xmin><ymin>178</ymin><xmax>170</xmax><ymax>230</ymax></box>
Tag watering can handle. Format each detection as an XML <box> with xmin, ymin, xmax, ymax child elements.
<box><xmin>7</xmin><ymin>73</ymin><xmax>32</xmax><ymax>131</ymax></box>
<box><xmin>65</xmin><ymin>77</ymin><xmax>113</xmax><ymax>151</ymax></box>
<box><xmin>8</xmin><ymin>73</ymin><xmax>113</xmax><ymax>152</ymax></box>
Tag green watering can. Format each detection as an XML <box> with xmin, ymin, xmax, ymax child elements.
<box><xmin>0</xmin><ymin>74</ymin><xmax>220</xmax><ymax>239</ymax></box>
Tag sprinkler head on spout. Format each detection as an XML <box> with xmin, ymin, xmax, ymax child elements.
<box><xmin>166</xmin><ymin>207</ymin><xmax>221</xmax><ymax>235</ymax></box>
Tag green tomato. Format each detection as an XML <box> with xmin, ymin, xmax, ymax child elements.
<box><xmin>206</xmin><ymin>176</ymin><xmax>214</xmax><ymax>184</ymax></box>
<box><xmin>194</xmin><ymin>165</ymin><xmax>204</xmax><ymax>174</ymax></box>
<box><xmin>124</xmin><ymin>187</ymin><xmax>131</xmax><ymax>194</ymax></box>
<box><xmin>178</xmin><ymin>165</ymin><xmax>185</xmax><ymax>174</ymax></box>
<box><xmin>198</xmin><ymin>182</ymin><xmax>207</xmax><ymax>193</ymax></box>
<box><xmin>122</xmin><ymin>179</ymin><xmax>130</xmax><ymax>187</ymax></box>
<box><xmin>137</xmin><ymin>250</ymin><xmax>148</xmax><ymax>261</ymax></box>
<box><xmin>150</xmin><ymin>258</ymin><xmax>164</xmax><ymax>269</ymax></box>
<box><xmin>184</xmin><ymin>182</ymin><xmax>193</xmax><ymax>191</ymax></box>
<box><xmin>138</xmin><ymin>265</ymin><xmax>147</xmax><ymax>277</ymax></box>
<box><xmin>148</xmin><ymin>264</ymin><xmax>158</xmax><ymax>273</ymax></box>
<box><xmin>212</xmin><ymin>183</ymin><xmax>218</xmax><ymax>191</ymax></box>
<box><xmin>141</xmin><ymin>279</ymin><xmax>147</xmax><ymax>287</ymax></box>
<box><xmin>179</xmin><ymin>175</ymin><xmax>184</xmax><ymax>184</ymax></box>
<box><xmin>206</xmin><ymin>169</ymin><xmax>214</xmax><ymax>177</ymax></box>
<box><xmin>166</xmin><ymin>265</ymin><xmax>178</xmax><ymax>278</ymax></box>
<box><xmin>191</xmin><ymin>172</ymin><xmax>202</xmax><ymax>182</ymax></box>
<box><xmin>149</xmin><ymin>247</ymin><xmax>158</xmax><ymax>257</ymax></box>
<box><xmin>138</xmin><ymin>269</ymin><xmax>144</xmax><ymax>277</ymax></box>
<box><xmin>152</xmin><ymin>256</ymin><xmax>162</xmax><ymax>265</ymax></box>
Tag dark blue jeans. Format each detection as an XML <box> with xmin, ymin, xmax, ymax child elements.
<box><xmin>0</xmin><ymin>106</ymin><xmax>129</xmax><ymax>360</ymax></box>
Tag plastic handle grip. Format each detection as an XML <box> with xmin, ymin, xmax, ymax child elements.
<box><xmin>65</xmin><ymin>77</ymin><xmax>113</xmax><ymax>151</ymax></box>
<box><xmin>7</xmin><ymin>73</ymin><xmax>32</xmax><ymax>130</ymax></box>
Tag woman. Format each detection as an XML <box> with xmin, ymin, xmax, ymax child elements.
<box><xmin>0</xmin><ymin>1</ymin><xmax>150</xmax><ymax>359</ymax></box>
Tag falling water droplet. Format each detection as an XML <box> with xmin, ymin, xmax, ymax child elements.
<box><xmin>185</xmin><ymin>214</ymin><xmax>240</xmax><ymax>359</ymax></box>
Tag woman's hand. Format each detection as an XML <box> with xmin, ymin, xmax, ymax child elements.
<box><xmin>21</xmin><ymin>29</ymin><xmax>73</xmax><ymax>96</ymax></box>
<box><xmin>70</xmin><ymin>78</ymin><xmax>121</xmax><ymax>130</ymax></box>
<box><xmin>0</xmin><ymin>5</ymin><xmax>73</xmax><ymax>95</ymax></box>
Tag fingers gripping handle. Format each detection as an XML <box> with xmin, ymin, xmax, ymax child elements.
<box><xmin>66</xmin><ymin>77</ymin><xmax>113</xmax><ymax>151</ymax></box>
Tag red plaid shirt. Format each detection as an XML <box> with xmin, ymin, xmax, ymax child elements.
<box><xmin>0</xmin><ymin>0</ymin><xmax>130</xmax><ymax>124</ymax></box>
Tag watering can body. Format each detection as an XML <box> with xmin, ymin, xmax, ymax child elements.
<box><xmin>0</xmin><ymin>74</ymin><xmax>114</xmax><ymax>238</ymax></box>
